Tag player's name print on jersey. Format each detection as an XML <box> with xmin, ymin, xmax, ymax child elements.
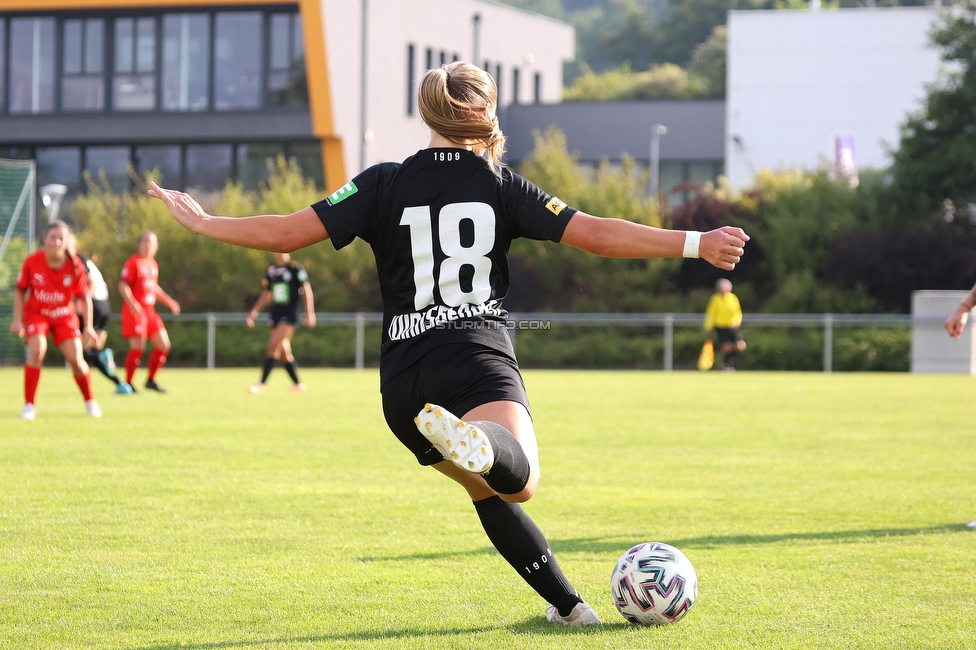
<box><xmin>388</xmin><ymin>300</ymin><xmax>505</xmax><ymax>341</ymax></box>
<box><xmin>326</xmin><ymin>181</ymin><xmax>358</xmax><ymax>206</ymax></box>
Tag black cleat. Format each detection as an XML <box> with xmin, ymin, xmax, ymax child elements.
<box><xmin>144</xmin><ymin>379</ymin><xmax>167</xmax><ymax>393</ymax></box>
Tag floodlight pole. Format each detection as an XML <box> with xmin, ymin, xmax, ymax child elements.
<box><xmin>649</xmin><ymin>123</ymin><xmax>668</xmax><ymax>200</ymax></box>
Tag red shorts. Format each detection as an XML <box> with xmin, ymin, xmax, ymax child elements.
<box><xmin>23</xmin><ymin>315</ymin><xmax>81</xmax><ymax>347</ymax></box>
<box><xmin>121</xmin><ymin>305</ymin><xmax>165</xmax><ymax>339</ymax></box>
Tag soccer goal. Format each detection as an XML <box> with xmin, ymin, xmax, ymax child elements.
<box><xmin>0</xmin><ymin>158</ymin><xmax>36</xmax><ymax>365</ymax></box>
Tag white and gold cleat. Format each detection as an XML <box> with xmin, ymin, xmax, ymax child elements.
<box><xmin>415</xmin><ymin>403</ymin><xmax>494</xmax><ymax>474</ymax></box>
<box><xmin>546</xmin><ymin>601</ymin><xmax>602</xmax><ymax>627</ymax></box>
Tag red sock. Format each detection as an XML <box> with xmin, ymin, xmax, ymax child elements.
<box><xmin>125</xmin><ymin>349</ymin><xmax>144</xmax><ymax>384</ymax></box>
<box><xmin>24</xmin><ymin>366</ymin><xmax>41</xmax><ymax>404</ymax></box>
<box><xmin>147</xmin><ymin>349</ymin><xmax>168</xmax><ymax>380</ymax></box>
<box><xmin>73</xmin><ymin>372</ymin><xmax>94</xmax><ymax>401</ymax></box>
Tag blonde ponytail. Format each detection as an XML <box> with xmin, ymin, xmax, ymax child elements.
<box><xmin>418</xmin><ymin>61</ymin><xmax>507</xmax><ymax>177</ymax></box>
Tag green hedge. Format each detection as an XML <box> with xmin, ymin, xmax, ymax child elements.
<box><xmin>513</xmin><ymin>325</ymin><xmax>909</xmax><ymax>372</ymax></box>
<box><xmin>0</xmin><ymin>319</ymin><xmax>911</xmax><ymax>372</ymax></box>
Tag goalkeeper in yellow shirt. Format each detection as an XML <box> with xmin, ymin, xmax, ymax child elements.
<box><xmin>704</xmin><ymin>279</ymin><xmax>746</xmax><ymax>371</ymax></box>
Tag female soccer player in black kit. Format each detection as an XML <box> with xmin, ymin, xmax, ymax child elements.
<box><xmin>149</xmin><ymin>61</ymin><xmax>748</xmax><ymax>627</ymax></box>
<box><xmin>245</xmin><ymin>253</ymin><xmax>316</xmax><ymax>394</ymax></box>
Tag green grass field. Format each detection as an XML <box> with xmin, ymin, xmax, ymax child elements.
<box><xmin>1</xmin><ymin>367</ymin><xmax>974</xmax><ymax>650</ymax></box>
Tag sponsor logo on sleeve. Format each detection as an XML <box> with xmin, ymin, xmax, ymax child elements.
<box><xmin>545</xmin><ymin>196</ymin><xmax>567</xmax><ymax>216</ymax></box>
<box><xmin>326</xmin><ymin>181</ymin><xmax>359</xmax><ymax>206</ymax></box>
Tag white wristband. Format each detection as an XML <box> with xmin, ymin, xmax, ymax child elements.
<box><xmin>683</xmin><ymin>231</ymin><xmax>702</xmax><ymax>258</ymax></box>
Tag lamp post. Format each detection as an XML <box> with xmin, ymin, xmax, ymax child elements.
<box><xmin>40</xmin><ymin>183</ymin><xmax>68</xmax><ymax>223</ymax></box>
<box><xmin>649</xmin><ymin>123</ymin><xmax>668</xmax><ymax>200</ymax></box>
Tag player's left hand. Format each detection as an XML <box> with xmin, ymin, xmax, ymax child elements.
<box><xmin>305</xmin><ymin>313</ymin><xmax>316</xmax><ymax>329</ymax></box>
<box><xmin>170</xmin><ymin>301</ymin><xmax>181</xmax><ymax>316</ymax></box>
<box><xmin>700</xmin><ymin>227</ymin><xmax>749</xmax><ymax>271</ymax></box>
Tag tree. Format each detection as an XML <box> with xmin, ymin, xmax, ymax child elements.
<box><xmin>688</xmin><ymin>26</ymin><xmax>727</xmax><ymax>97</ymax></box>
<box><xmin>889</xmin><ymin>0</ymin><xmax>976</xmax><ymax>225</ymax></box>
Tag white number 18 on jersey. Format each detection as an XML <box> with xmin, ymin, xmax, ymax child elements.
<box><xmin>399</xmin><ymin>202</ymin><xmax>495</xmax><ymax>310</ymax></box>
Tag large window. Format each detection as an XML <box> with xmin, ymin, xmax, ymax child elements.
<box><xmin>14</xmin><ymin>141</ymin><xmax>322</xmax><ymax>198</ymax></box>
<box><xmin>186</xmin><ymin>144</ymin><xmax>233</xmax><ymax>191</ymax></box>
<box><xmin>237</xmin><ymin>143</ymin><xmax>282</xmax><ymax>189</ymax></box>
<box><xmin>113</xmin><ymin>16</ymin><xmax>156</xmax><ymax>110</ymax></box>
<box><xmin>135</xmin><ymin>145</ymin><xmax>182</xmax><ymax>186</ymax></box>
<box><xmin>163</xmin><ymin>13</ymin><xmax>210</xmax><ymax>112</ymax></box>
<box><xmin>268</xmin><ymin>12</ymin><xmax>306</xmax><ymax>107</ymax></box>
<box><xmin>215</xmin><ymin>12</ymin><xmax>262</xmax><ymax>110</ymax></box>
<box><xmin>9</xmin><ymin>17</ymin><xmax>55</xmax><ymax>114</ymax></box>
<box><xmin>62</xmin><ymin>18</ymin><xmax>105</xmax><ymax>111</ymax></box>
<box><xmin>36</xmin><ymin>147</ymin><xmax>82</xmax><ymax>196</ymax></box>
<box><xmin>2</xmin><ymin>9</ymin><xmax>308</xmax><ymax>115</ymax></box>
<box><xmin>85</xmin><ymin>146</ymin><xmax>129</xmax><ymax>193</ymax></box>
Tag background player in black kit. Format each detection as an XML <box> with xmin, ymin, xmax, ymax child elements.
<box><xmin>245</xmin><ymin>253</ymin><xmax>316</xmax><ymax>394</ymax></box>
<box><xmin>149</xmin><ymin>61</ymin><xmax>748</xmax><ymax>627</ymax></box>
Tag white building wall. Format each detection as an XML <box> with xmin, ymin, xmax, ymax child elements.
<box><xmin>726</xmin><ymin>7</ymin><xmax>943</xmax><ymax>189</ymax></box>
<box><xmin>320</xmin><ymin>0</ymin><xmax>574</xmax><ymax>182</ymax></box>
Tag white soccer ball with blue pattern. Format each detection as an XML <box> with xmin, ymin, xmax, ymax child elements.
<box><xmin>610</xmin><ymin>542</ymin><xmax>698</xmax><ymax>625</ymax></box>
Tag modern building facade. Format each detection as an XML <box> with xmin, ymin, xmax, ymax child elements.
<box><xmin>726</xmin><ymin>5</ymin><xmax>943</xmax><ymax>189</ymax></box>
<box><xmin>502</xmin><ymin>99</ymin><xmax>726</xmax><ymax>204</ymax></box>
<box><xmin>0</xmin><ymin>0</ymin><xmax>574</xmax><ymax>201</ymax></box>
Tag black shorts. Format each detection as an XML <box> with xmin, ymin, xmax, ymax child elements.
<box><xmin>381</xmin><ymin>342</ymin><xmax>531</xmax><ymax>466</ymax></box>
<box><xmin>714</xmin><ymin>327</ymin><xmax>743</xmax><ymax>345</ymax></box>
<box><xmin>270</xmin><ymin>309</ymin><xmax>300</xmax><ymax>328</ymax></box>
<box><xmin>91</xmin><ymin>299</ymin><xmax>110</xmax><ymax>332</ymax></box>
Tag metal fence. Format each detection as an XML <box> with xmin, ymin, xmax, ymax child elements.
<box><xmin>142</xmin><ymin>311</ymin><xmax>936</xmax><ymax>372</ymax></box>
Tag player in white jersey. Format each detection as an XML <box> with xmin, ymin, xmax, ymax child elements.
<box><xmin>74</xmin><ymin>247</ymin><xmax>133</xmax><ymax>394</ymax></box>
<box><xmin>148</xmin><ymin>61</ymin><xmax>748</xmax><ymax>627</ymax></box>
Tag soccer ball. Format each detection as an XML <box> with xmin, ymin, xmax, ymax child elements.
<box><xmin>610</xmin><ymin>542</ymin><xmax>698</xmax><ymax>625</ymax></box>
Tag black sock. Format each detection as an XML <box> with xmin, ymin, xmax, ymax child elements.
<box><xmin>283</xmin><ymin>359</ymin><xmax>301</xmax><ymax>384</ymax></box>
<box><xmin>469</xmin><ymin>420</ymin><xmax>531</xmax><ymax>495</ymax></box>
<box><xmin>474</xmin><ymin>496</ymin><xmax>582</xmax><ymax>615</ymax></box>
<box><xmin>260</xmin><ymin>357</ymin><xmax>276</xmax><ymax>384</ymax></box>
<box><xmin>84</xmin><ymin>348</ymin><xmax>119</xmax><ymax>385</ymax></box>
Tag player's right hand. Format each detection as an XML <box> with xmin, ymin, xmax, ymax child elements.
<box><xmin>945</xmin><ymin>309</ymin><xmax>968</xmax><ymax>339</ymax></box>
<box><xmin>700</xmin><ymin>226</ymin><xmax>749</xmax><ymax>271</ymax></box>
<box><xmin>9</xmin><ymin>320</ymin><xmax>24</xmax><ymax>338</ymax></box>
<box><xmin>148</xmin><ymin>181</ymin><xmax>209</xmax><ymax>234</ymax></box>
<box><xmin>246</xmin><ymin>315</ymin><xmax>255</xmax><ymax>328</ymax></box>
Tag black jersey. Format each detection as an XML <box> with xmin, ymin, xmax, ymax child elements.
<box><xmin>262</xmin><ymin>260</ymin><xmax>308</xmax><ymax>320</ymax></box>
<box><xmin>313</xmin><ymin>148</ymin><xmax>577</xmax><ymax>383</ymax></box>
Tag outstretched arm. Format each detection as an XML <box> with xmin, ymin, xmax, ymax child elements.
<box><xmin>148</xmin><ymin>181</ymin><xmax>329</xmax><ymax>252</ymax></box>
<box><xmin>560</xmin><ymin>212</ymin><xmax>748</xmax><ymax>271</ymax></box>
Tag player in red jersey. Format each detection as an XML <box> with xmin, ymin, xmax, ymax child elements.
<box><xmin>9</xmin><ymin>221</ymin><xmax>102</xmax><ymax>420</ymax></box>
<box><xmin>118</xmin><ymin>231</ymin><xmax>181</xmax><ymax>393</ymax></box>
